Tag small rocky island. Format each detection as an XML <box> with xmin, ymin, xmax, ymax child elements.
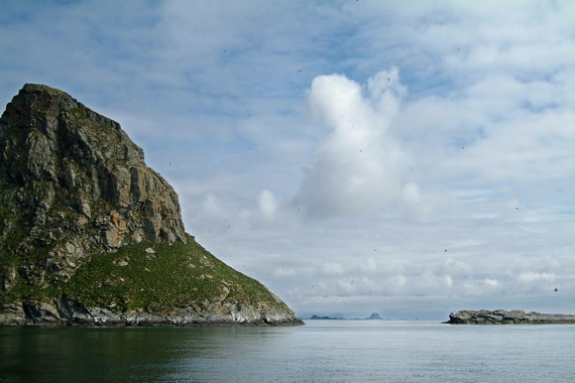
<box><xmin>0</xmin><ymin>84</ymin><xmax>302</xmax><ymax>326</ymax></box>
<box><xmin>310</xmin><ymin>315</ymin><xmax>342</xmax><ymax>320</ymax></box>
<box><xmin>447</xmin><ymin>310</ymin><xmax>575</xmax><ymax>324</ymax></box>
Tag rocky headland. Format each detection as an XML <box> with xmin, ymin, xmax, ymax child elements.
<box><xmin>0</xmin><ymin>84</ymin><xmax>302</xmax><ymax>326</ymax></box>
<box><xmin>446</xmin><ymin>310</ymin><xmax>575</xmax><ymax>324</ymax></box>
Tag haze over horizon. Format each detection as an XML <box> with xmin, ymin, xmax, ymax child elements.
<box><xmin>1</xmin><ymin>0</ymin><xmax>573</xmax><ymax>319</ymax></box>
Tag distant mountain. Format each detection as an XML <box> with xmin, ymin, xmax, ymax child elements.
<box><xmin>308</xmin><ymin>313</ymin><xmax>384</xmax><ymax>320</ymax></box>
<box><xmin>310</xmin><ymin>315</ymin><xmax>343</xmax><ymax>320</ymax></box>
<box><xmin>0</xmin><ymin>84</ymin><xmax>302</xmax><ymax>326</ymax></box>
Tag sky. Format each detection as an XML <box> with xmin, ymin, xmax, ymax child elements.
<box><xmin>1</xmin><ymin>0</ymin><xmax>573</xmax><ymax>319</ymax></box>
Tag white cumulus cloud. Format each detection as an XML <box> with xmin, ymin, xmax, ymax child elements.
<box><xmin>258</xmin><ymin>189</ymin><xmax>278</xmax><ymax>219</ymax></box>
<box><xmin>294</xmin><ymin>68</ymin><xmax>431</xmax><ymax>218</ymax></box>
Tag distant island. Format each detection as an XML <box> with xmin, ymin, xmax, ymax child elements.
<box><xmin>310</xmin><ymin>315</ymin><xmax>343</xmax><ymax>320</ymax></box>
<box><xmin>446</xmin><ymin>310</ymin><xmax>575</xmax><ymax>324</ymax></box>
<box><xmin>309</xmin><ymin>312</ymin><xmax>383</xmax><ymax>320</ymax></box>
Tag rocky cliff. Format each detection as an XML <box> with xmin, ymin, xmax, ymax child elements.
<box><xmin>0</xmin><ymin>84</ymin><xmax>302</xmax><ymax>326</ymax></box>
<box><xmin>446</xmin><ymin>310</ymin><xmax>575</xmax><ymax>324</ymax></box>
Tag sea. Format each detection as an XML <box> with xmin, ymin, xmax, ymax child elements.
<box><xmin>0</xmin><ymin>320</ymin><xmax>573</xmax><ymax>382</ymax></box>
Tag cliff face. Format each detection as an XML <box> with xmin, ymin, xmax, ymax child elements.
<box><xmin>0</xmin><ymin>84</ymin><xmax>186</xmax><ymax>286</ymax></box>
<box><xmin>0</xmin><ymin>84</ymin><xmax>302</xmax><ymax>326</ymax></box>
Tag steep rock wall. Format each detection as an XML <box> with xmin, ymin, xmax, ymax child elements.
<box><xmin>0</xmin><ymin>84</ymin><xmax>186</xmax><ymax>285</ymax></box>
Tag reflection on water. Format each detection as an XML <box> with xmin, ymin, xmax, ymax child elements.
<box><xmin>0</xmin><ymin>326</ymin><xmax>293</xmax><ymax>383</ymax></box>
<box><xmin>1</xmin><ymin>322</ymin><xmax>574</xmax><ymax>383</ymax></box>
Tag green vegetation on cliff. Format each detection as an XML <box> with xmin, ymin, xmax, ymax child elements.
<box><xmin>1</xmin><ymin>235</ymin><xmax>289</xmax><ymax>315</ymax></box>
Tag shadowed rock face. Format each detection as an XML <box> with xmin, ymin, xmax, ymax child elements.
<box><xmin>0</xmin><ymin>84</ymin><xmax>186</xmax><ymax>285</ymax></box>
<box><xmin>447</xmin><ymin>310</ymin><xmax>575</xmax><ymax>324</ymax></box>
<box><xmin>0</xmin><ymin>84</ymin><xmax>302</xmax><ymax>326</ymax></box>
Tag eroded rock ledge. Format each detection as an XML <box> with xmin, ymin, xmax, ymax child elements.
<box><xmin>447</xmin><ymin>310</ymin><xmax>575</xmax><ymax>324</ymax></box>
<box><xmin>0</xmin><ymin>299</ymin><xmax>302</xmax><ymax>327</ymax></box>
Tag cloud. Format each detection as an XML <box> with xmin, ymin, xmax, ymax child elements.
<box><xmin>272</xmin><ymin>267</ymin><xmax>297</xmax><ymax>278</ymax></box>
<box><xmin>320</xmin><ymin>262</ymin><xmax>346</xmax><ymax>276</ymax></box>
<box><xmin>484</xmin><ymin>278</ymin><xmax>499</xmax><ymax>288</ymax></box>
<box><xmin>293</xmin><ymin>68</ymin><xmax>435</xmax><ymax>218</ymax></box>
<box><xmin>258</xmin><ymin>189</ymin><xmax>278</xmax><ymax>219</ymax></box>
<box><xmin>517</xmin><ymin>272</ymin><xmax>555</xmax><ymax>284</ymax></box>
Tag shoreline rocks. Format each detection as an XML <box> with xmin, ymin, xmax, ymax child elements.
<box><xmin>0</xmin><ymin>299</ymin><xmax>303</xmax><ymax>327</ymax></box>
<box><xmin>446</xmin><ymin>310</ymin><xmax>575</xmax><ymax>324</ymax></box>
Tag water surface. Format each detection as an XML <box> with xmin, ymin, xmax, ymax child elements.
<box><xmin>1</xmin><ymin>321</ymin><xmax>573</xmax><ymax>382</ymax></box>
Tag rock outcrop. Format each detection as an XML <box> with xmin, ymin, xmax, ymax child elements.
<box><xmin>0</xmin><ymin>84</ymin><xmax>186</xmax><ymax>284</ymax></box>
<box><xmin>0</xmin><ymin>289</ymin><xmax>301</xmax><ymax>327</ymax></box>
<box><xmin>446</xmin><ymin>310</ymin><xmax>575</xmax><ymax>324</ymax></box>
<box><xmin>0</xmin><ymin>84</ymin><xmax>302</xmax><ymax>326</ymax></box>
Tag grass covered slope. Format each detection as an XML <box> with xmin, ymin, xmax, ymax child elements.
<box><xmin>67</xmin><ymin>236</ymin><xmax>287</xmax><ymax>314</ymax></box>
<box><xmin>0</xmin><ymin>235</ymin><xmax>302</xmax><ymax>326</ymax></box>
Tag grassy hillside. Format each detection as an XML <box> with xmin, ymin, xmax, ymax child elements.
<box><xmin>0</xmin><ymin>235</ymin><xmax>288</xmax><ymax>315</ymax></box>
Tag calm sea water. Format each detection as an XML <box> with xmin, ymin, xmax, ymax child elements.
<box><xmin>1</xmin><ymin>320</ymin><xmax>573</xmax><ymax>382</ymax></box>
